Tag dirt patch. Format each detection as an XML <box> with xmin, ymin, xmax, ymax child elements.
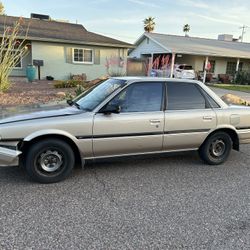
<box><xmin>0</xmin><ymin>79</ymin><xmax>75</xmax><ymax>107</ymax></box>
<box><xmin>0</xmin><ymin>76</ymin><xmax>108</xmax><ymax>108</ymax></box>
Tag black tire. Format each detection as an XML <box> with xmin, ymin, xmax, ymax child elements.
<box><xmin>25</xmin><ymin>139</ymin><xmax>75</xmax><ymax>183</ymax></box>
<box><xmin>199</xmin><ymin>132</ymin><xmax>232</xmax><ymax>165</ymax></box>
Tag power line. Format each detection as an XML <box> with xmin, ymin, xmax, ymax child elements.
<box><xmin>239</xmin><ymin>25</ymin><xmax>249</xmax><ymax>42</ymax></box>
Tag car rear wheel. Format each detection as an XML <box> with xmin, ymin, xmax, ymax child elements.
<box><xmin>199</xmin><ymin>132</ymin><xmax>232</xmax><ymax>165</ymax></box>
<box><xmin>25</xmin><ymin>139</ymin><xmax>75</xmax><ymax>183</ymax></box>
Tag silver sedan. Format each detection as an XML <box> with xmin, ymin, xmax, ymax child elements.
<box><xmin>0</xmin><ymin>77</ymin><xmax>250</xmax><ymax>183</ymax></box>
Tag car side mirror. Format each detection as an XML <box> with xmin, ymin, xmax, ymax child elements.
<box><xmin>100</xmin><ymin>105</ymin><xmax>121</xmax><ymax>114</ymax></box>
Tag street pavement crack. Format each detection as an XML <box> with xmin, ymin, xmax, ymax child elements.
<box><xmin>90</xmin><ymin>167</ymin><xmax>119</xmax><ymax>207</ymax></box>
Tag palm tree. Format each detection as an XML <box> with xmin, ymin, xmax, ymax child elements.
<box><xmin>183</xmin><ymin>24</ymin><xmax>190</xmax><ymax>36</ymax></box>
<box><xmin>143</xmin><ymin>17</ymin><xmax>155</xmax><ymax>33</ymax></box>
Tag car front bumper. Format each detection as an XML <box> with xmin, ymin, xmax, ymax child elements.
<box><xmin>0</xmin><ymin>146</ymin><xmax>21</xmax><ymax>167</ymax></box>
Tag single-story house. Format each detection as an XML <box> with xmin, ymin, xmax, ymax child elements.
<box><xmin>129</xmin><ymin>32</ymin><xmax>250</xmax><ymax>80</ymax></box>
<box><xmin>0</xmin><ymin>14</ymin><xmax>134</xmax><ymax>80</ymax></box>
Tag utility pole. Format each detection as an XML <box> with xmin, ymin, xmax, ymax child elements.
<box><xmin>239</xmin><ymin>25</ymin><xmax>249</xmax><ymax>42</ymax></box>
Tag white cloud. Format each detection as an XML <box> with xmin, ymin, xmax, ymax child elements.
<box><xmin>195</xmin><ymin>14</ymin><xmax>242</xmax><ymax>26</ymax></box>
<box><xmin>178</xmin><ymin>0</ymin><xmax>210</xmax><ymax>9</ymax></box>
<box><xmin>128</xmin><ymin>0</ymin><xmax>159</xmax><ymax>8</ymax></box>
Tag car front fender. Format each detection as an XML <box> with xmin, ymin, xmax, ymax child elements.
<box><xmin>23</xmin><ymin>129</ymin><xmax>79</xmax><ymax>144</ymax></box>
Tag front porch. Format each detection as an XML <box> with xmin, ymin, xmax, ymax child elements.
<box><xmin>141</xmin><ymin>52</ymin><xmax>250</xmax><ymax>83</ymax></box>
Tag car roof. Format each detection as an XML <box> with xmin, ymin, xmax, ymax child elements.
<box><xmin>112</xmin><ymin>76</ymin><xmax>228</xmax><ymax>108</ymax></box>
<box><xmin>113</xmin><ymin>76</ymin><xmax>196</xmax><ymax>83</ymax></box>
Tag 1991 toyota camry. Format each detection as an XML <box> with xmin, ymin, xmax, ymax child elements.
<box><xmin>0</xmin><ymin>77</ymin><xmax>250</xmax><ymax>183</ymax></box>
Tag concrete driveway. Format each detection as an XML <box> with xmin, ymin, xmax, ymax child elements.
<box><xmin>0</xmin><ymin>147</ymin><xmax>250</xmax><ymax>249</ymax></box>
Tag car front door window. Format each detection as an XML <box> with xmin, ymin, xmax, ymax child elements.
<box><xmin>107</xmin><ymin>82</ymin><xmax>164</xmax><ymax>113</ymax></box>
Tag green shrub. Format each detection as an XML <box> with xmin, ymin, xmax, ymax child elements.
<box><xmin>75</xmin><ymin>85</ymin><xmax>85</xmax><ymax>96</ymax></box>
<box><xmin>235</xmin><ymin>71</ymin><xmax>250</xmax><ymax>85</ymax></box>
<box><xmin>54</xmin><ymin>80</ymin><xmax>84</xmax><ymax>88</ymax></box>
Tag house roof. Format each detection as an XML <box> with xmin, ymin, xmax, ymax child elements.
<box><xmin>135</xmin><ymin>32</ymin><xmax>250</xmax><ymax>59</ymax></box>
<box><xmin>0</xmin><ymin>15</ymin><xmax>134</xmax><ymax>48</ymax></box>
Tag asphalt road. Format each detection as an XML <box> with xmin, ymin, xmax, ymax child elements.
<box><xmin>0</xmin><ymin>146</ymin><xmax>250</xmax><ymax>250</ymax></box>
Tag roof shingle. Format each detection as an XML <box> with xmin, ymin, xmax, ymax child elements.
<box><xmin>0</xmin><ymin>15</ymin><xmax>133</xmax><ymax>48</ymax></box>
<box><xmin>137</xmin><ymin>32</ymin><xmax>250</xmax><ymax>58</ymax></box>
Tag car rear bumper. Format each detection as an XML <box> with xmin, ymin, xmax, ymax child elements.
<box><xmin>0</xmin><ymin>146</ymin><xmax>21</xmax><ymax>167</ymax></box>
<box><xmin>238</xmin><ymin>129</ymin><xmax>250</xmax><ymax>144</ymax></box>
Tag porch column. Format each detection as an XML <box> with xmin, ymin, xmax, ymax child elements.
<box><xmin>148</xmin><ymin>53</ymin><xmax>154</xmax><ymax>76</ymax></box>
<box><xmin>236</xmin><ymin>58</ymin><xmax>240</xmax><ymax>72</ymax></box>
<box><xmin>203</xmin><ymin>56</ymin><xmax>209</xmax><ymax>84</ymax></box>
<box><xmin>170</xmin><ymin>53</ymin><xmax>176</xmax><ymax>78</ymax></box>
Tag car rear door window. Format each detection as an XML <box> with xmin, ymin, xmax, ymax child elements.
<box><xmin>167</xmin><ymin>82</ymin><xmax>206</xmax><ymax>110</ymax></box>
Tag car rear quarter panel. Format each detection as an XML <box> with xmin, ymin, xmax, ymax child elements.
<box><xmin>215</xmin><ymin>106</ymin><xmax>250</xmax><ymax>144</ymax></box>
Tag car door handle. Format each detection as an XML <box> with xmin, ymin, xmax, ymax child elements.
<box><xmin>203</xmin><ymin>116</ymin><xmax>213</xmax><ymax>121</ymax></box>
<box><xmin>149</xmin><ymin>119</ymin><xmax>161</xmax><ymax>124</ymax></box>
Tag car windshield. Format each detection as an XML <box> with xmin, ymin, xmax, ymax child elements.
<box><xmin>183</xmin><ymin>65</ymin><xmax>193</xmax><ymax>70</ymax></box>
<box><xmin>75</xmin><ymin>78</ymin><xmax>126</xmax><ymax>111</ymax></box>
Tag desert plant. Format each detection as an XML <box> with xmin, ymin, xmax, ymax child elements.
<box><xmin>105</xmin><ymin>56</ymin><xmax>126</xmax><ymax>76</ymax></box>
<box><xmin>143</xmin><ymin>17</ymin><xmax>155</xmax><ymax>33</ymax></box>
<box><xmin>74</xmin><ymin>85</ymin><xmax>85</xmax><ymax>96</ymax></box>
<box><xmin>54</xmin><ymin>80</ymin><xmax>84</xmax><ymax>88</ymax></box>
<box><xmin>0</xmin><ymin>17</ymin><xmax>29</xmax><ymax>91</ymax></box>
<box><xmin>0</xmin><ymin>1</ymin><xmax>4</xmax><ymax>15</ymax></box>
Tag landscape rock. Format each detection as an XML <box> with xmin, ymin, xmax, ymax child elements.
<box><xmin>56</xmin><ymin>91</ymin><xmax>66</xmax><ymax>98</ymax></box>
<box><xmin>221</xmin><ymin>94</ymin><xmax>249</xmax><ymax>106</ymax></box>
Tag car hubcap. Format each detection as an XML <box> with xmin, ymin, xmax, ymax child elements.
<box><xmin>210</xmin><ymin>139</ymin><xmax>226</xmax><ymax>157</ymax></box>
<box><xmin>39</xmin><ymin>150</ymin><xmax>63</xmax><ymax>172</ymax></box>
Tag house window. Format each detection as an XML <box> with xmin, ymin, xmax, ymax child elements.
<box><xmin>73</xmin><ymin>48</ymin><xmax>93</xmax><ymax>64</ymax></box>
<box><xmin>14</xmin><ymin>54</ymin><xmax>22</xmax><ymax>68</ymax></box>
<box><xmin>226</xmin><ymin>62</ymin><xmax>243</xmax><ymax>75</ymax></box>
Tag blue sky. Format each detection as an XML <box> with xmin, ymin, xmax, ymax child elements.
<box><xmin>2</xmin><ymin>0</ymin><xmax>250</xmax><ymax>43</ymax></box>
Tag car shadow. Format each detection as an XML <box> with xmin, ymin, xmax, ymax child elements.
<box><xmin>1</xmin><ymin>150</ymin><xmax>233</xmax><ymax>184</ymax></box>
<box><xmin>84</xmin><ymin>150</ymin><xmax>201</xmax><ymax>171</ymax></box>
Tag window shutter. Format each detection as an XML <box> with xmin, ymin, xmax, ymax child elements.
<box><xmin>66</xmin><ymin>47</ymin><xmax>73</xmax><ymax>63</ymax></box>
<box><xmin>94</xmin><ymin>49</ymin><xmax>100</xmax><ymax>64</ymax></box>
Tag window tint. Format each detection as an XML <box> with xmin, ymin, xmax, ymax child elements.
<box><xmin>108</xmin><ymin>82</ymin><xmax>163</xmax><ymax>112</ymax></box>
<box><xmin>167</xmin><ymin>82</ymin><xmax>206</xmax><ymax>110</ymax></box>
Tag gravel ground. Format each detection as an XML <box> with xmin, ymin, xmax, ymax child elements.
<box><xmin>0</xmin><ymin>146</ymin><xmax>250</xmax><ymax>249</ymax></box>
<box><xmin>0</xmin><ymin>79</ymin><xmax>75</xmax><ymax>107</ymax></box>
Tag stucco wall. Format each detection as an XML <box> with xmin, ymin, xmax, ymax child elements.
<box><xmin>129</xmin><ymin>37</ymin><xmax>166</xmax><ymax>58</ymax></box>
<box><xmin>31</xmin><ymin>41</ymin><xmax>128</xmax><ymax>80</ymax></box>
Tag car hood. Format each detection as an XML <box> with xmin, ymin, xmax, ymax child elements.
<box><xmin>0</xmin><ymin>106</ymin><xmax>84</xmax><ymax>125</ymax></box>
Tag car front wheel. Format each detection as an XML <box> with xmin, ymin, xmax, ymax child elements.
<box><xmin>25</xmin><ymin>139</ymin><xmax>75</xmax><ymax>183</ymax></box>
<box><xmin>199</xmin><ymin>132</ymin><xmax>232</xmax><ymax>165</ymax></box>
